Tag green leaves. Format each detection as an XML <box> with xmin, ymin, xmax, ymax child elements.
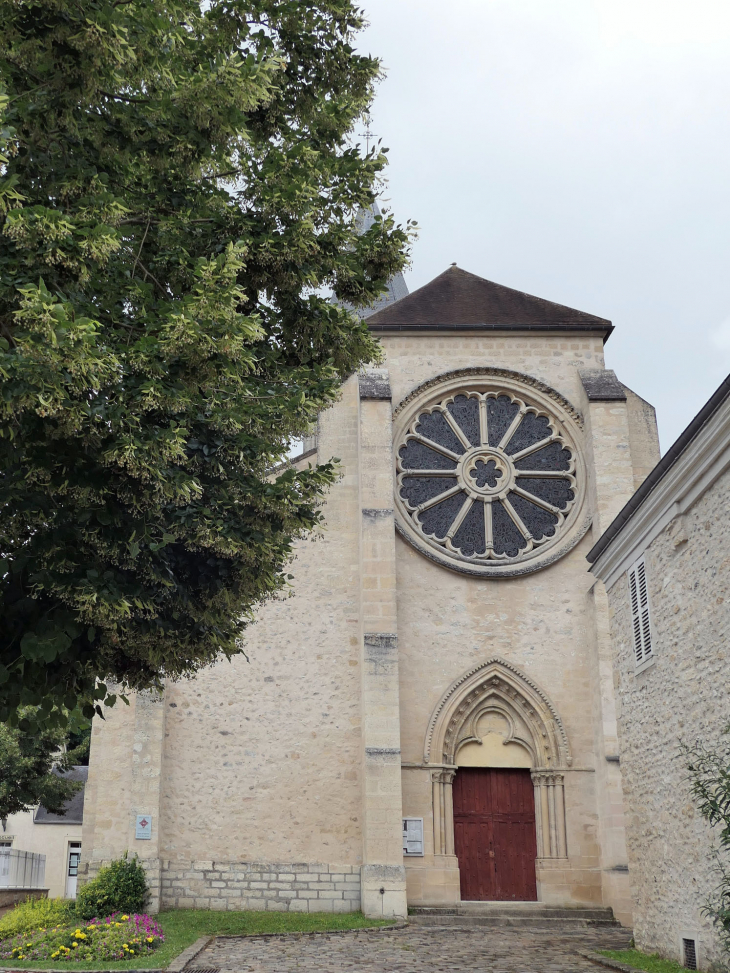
<box><xmin>0</xmin><ymin>707</ymin><xmax>89</xmax><ymax>817</ymax></box>
<box><xmin>0</xmin><ymin>0</ymin><xmax>411</xmax><ymax>727</ymax></box>
<box><xmin>682</xmin><ymin>727</ymin><xmax>730</xmax><ymax>954</ymax></box>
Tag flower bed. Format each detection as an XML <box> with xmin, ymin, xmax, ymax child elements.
<box><xmin>0</xmin><ymin>913</ymin><xmax>164</xmax><ymax>963</ymax></box>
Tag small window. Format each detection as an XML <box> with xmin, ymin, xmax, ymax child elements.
<box><xmin>68</xmin><ymin>842</ymin><xmax>81</xmax><ymax>877</ymax></box>
<box><xmin>402</xmin><ymin>817</ymin><xmax>424</xmax><ymax>856</ymax></box>
<box><xmin>628</xmin><ymin>555</ymin><xmax>654</xmax><ymax>668</ymax></box>
<box><xmin>683</xmin><ymin>937</ymin><xmax>697</xmax><ymax>970</ymax></box>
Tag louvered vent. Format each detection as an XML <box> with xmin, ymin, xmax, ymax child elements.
<box><xmin>683</xmin><ymin>938</ymin><xmax>697</xmax><ymax>970</ymax></box>
<box><xmin>628</xmin><ymin>556</ymin><xmax>654</xmax><ymax>667</ymax></box>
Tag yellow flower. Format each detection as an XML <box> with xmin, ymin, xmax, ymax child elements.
<box><xmin>72</xmin><ymin>941</ymin><xmax>78</xmax><ymax>947</ymax></box>
<box><xmin>146</xmin><ymin>936</ymin><xmax>154</xmax><ymax>942</ymax></box>
<box><xmin>123</xmin><ymin>944</ymin><xmax>129</xmax><ymax>949</ymax></box>
<box><xmin>129</xmin><ymin>950</ymin><xmax>135</xmax><ymax>954</ymax></box>
<box><xmin>116</xmin><ymin>922</ymin><xmax>122</xmax><ymax>927</ymax></box>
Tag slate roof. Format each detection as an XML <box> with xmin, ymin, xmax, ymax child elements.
<box><xmin>366</xmin><ymin>265</ymin><xmax>612</xmax><ymax>338</ymax></box>
<box><xmin>587</xmin><ymin>372</ymin><xmax>730</xmax><ymax>565</ymax></box>
<box><xmin>335</xmin><ymin>201</ymin><xmax>409</xmax><ymax>319</ymax></box>
<box><xmin>33</xmin><ymin>766</ymin><xmax>88</xmax><ymax>825</ymax></box>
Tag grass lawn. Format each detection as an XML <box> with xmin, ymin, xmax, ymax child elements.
<box><xmin>598</xmin><ymin>948</ymin><xmax>693</xmax><ymax>973</ymax></box>
<box><xmin>0</xmin><ymin>909</ymin><xmax>394</xmax><ymax>970</ymax></box>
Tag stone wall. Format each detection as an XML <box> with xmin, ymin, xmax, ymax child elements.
<box><xmin>622</xmin><ymin>386</ymin><xmax>661</xmax><ymax>491</ymax></box>
<box><xmin>82</xmin><ymin>328</ymin><xmax>658</xmax><ymax>922</ymax></box>
<box><xmin>159</xmin><ymin>861</ymin><xmax>360</xmax><ymax>913</ymax></box>
<box><xmin>387</xmin><ymin>335</ymin><xmax>644</xmax><ymax>924</ymax></box>
<box><xmin>153</xmin><ymin>376</ymin><xmax>364</xmax><ymax>868</ymax></box>
<box><xmin>608</xmin><ymin>465</ymin><xmax>730</xmax><ymax>968</ymax></box>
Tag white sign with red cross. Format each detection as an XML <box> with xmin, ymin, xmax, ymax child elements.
<box><xmin>135</xmin><ymin>814</ymin><xmax>152</xmax><ymax>840</ymax></box>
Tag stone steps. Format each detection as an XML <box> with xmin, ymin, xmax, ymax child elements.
<box><xmin>408</xmin><ymin>903</ymin><xmax>621</xmax><ymax>929</ymax></box>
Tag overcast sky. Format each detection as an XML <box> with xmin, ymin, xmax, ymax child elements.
<box><xmin>356</xmin><ymin>0</ymin><xmax>730</xmax><ymax>451</ymax></box>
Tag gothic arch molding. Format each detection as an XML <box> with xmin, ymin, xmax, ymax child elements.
<box><xmin>425</xmin><ymin>658</ymin><xmax>571</xmax><ymax>862</ymax></box>
<box><xmin>424</xmin><ymin>657</ymin><xmax>572</xmax><ymax>769</ymax></box>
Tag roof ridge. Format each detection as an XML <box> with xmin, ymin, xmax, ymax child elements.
<box><xmin>365</xmin><ymin>264</ymin><xmax>612</xmax><ymax>333</ymax></box>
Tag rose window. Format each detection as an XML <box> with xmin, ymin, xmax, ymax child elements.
<box><xmin>395</xmin><ymin>386</ymin><xmax>582</xmax><ymax>576</ymax></box>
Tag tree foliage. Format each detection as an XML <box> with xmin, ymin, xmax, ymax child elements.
<box><xmin>684</xmin><ymin>726</ymin><xmax>730</xmax><ymax>958</ymax></box>
<box><xmin>0</xmin><ymin>0</ymin><xmax>412</xmax><ymax>726</ymax></box>
<box><xmin>0</xmin><ymin>709</ymin><xmax>88</xmax><ymax>817</ymax></box>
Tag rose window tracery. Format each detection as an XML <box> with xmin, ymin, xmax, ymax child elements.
<box><xmin>395</xmin><ymin>381</ymin><xmax>584</xmax><ymax>577</ymax></box>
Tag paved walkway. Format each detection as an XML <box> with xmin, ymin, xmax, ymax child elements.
<box><xmin>196</xmin><ymin>924</ymin><xmax>632</xmax><ymax>972</ymax></box>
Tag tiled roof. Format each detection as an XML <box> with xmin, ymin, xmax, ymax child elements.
<box><xmin>366</xmin><ymin>265</ymin><xmax>612</xmax><ymax>336</ymax></box>
<box><xmin>33</xmin><ymin>766</ymin><xmax>88</xmax><ymax>825</ymax></box>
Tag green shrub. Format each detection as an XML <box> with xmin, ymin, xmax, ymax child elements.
<box><xmin>0</xmin><ymin>896</ymin><xmax>74</xmax><ymax>939</ymax></box>
<box><xmin>75</xmin><ymin>853</ymin><xmax>148</xmax><ymax>921</ymax></box>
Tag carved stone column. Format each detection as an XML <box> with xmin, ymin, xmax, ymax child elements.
<box><xmin>431</xmin><ymin>770</ymin><xmax>456</xmax><ymax>858</ymax></box>
<box><xmin>431</xmin><ymin>772</ymin><xmax>443</xmax><ymax>856</ymax></box>
<box><xmin>531</xmin><ymin>771</ymin><xmax>568</xmax><ymax>859</ymax></box>
<box><xmin>533</xmin><ymin>773</ymin><xmax>546</xmax><ymax>859</ymax></box>
<box><xmin>443</xmin><ymin>771</ymin><xmax>456</xmax><ymax>857</ymax></box>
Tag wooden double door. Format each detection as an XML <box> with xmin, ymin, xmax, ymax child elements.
<box><xmin>453</xmin><ymin>767</ymin><xmax>538</xmax><ymax>901</ymax></box>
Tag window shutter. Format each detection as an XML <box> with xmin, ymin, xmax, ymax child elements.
<box><xmin>628</xmin><ymin>556</ymin><xmax>653</xmax><ymax>665</ymax></box>
<box><xmin>402</xmin><ymin>817</ymin><xmax>424</xmax><ymax>856</ymax></box>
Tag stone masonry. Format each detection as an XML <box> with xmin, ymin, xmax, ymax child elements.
<box><xmin>81</xmin><ymin>266</ymin><xmax>662</xmax><ymax>923</ymax></box>
<box><xmin>603</xmin><ymin>464</ymin><xmax>730</xmax><ymax>967</ymax></box>
<box><xmin>160</xmin><ymin>861</ymin><xmax>360</xmax><ymax>912</ymax></box>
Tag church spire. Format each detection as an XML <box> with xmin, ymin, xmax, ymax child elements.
<box><xmin>336</xmin><ymin>200</ymin><xmax>409</xmax><ymax>319</ymax></box>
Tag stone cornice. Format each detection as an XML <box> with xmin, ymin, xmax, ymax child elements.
<box><xmin>590</xmin><ymin>393</ymin><xmax>730</xmax><ymax>589</ymax></box>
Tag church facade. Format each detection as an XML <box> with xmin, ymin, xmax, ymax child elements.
<box><xmin>81</xmin><ymin>265</ymin><xmax>660</xmax><ymax>923</ymax></box>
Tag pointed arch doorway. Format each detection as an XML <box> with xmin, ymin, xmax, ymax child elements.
<box><xmin>425</xmin><ymin>658</ymin><xmax>572</xmax><ymax>902</ymax></box>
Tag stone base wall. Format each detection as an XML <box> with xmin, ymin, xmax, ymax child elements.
<box><xmin>160</xmin><ymin>861</ymin><xmax>361</xmax><ymax>913</ymax></box>
<box><xmin>0</xmin><ymin>889</ymin><xmax>48</xmax><ymax>910</ymax></box>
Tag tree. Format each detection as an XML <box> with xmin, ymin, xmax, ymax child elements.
<box><xmin>0</xmin><ymin>1</ymin><xmax>412</xmax><ymax>727</ymax></box>
<box><xmin>0</xmin><ymin>710</ymin><xmax>89</xmax><ymax>818</ymax></box>
<box><xmin>684</xmin><ymin>727</ymin><xmax>730</xmax><ymax>960</ymax></box>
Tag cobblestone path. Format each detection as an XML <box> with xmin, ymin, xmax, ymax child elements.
<box><xmin>196</xmin><ymin>923</ymin><xmax>632</xmax><ymax>972</ymax></box>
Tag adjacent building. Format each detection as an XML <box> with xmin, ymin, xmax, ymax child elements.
<box><xmin>588</xmin><ymin>374</ymin><xmax>730</xmax><ymax>969</ymax></box>
<box><xmin>2</xmin><ymin>766</ymin><xmax>87</xmax><ymax>899</ymax></box>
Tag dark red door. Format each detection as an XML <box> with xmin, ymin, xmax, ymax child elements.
<box><xmin>453</xmin><ymin>768</ymin><xmax>537</xmax><ymax>901</ymax></box>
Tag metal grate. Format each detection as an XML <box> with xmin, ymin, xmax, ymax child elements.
<box><xmin>186</xmin><ymin>968</ymin><xmax>220</xmax><ymax>973</ymax></box>
<box><xmin>683</xmin><ymin>938</ymin><xmax>697</xmax><ymax>970</ymax></box>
